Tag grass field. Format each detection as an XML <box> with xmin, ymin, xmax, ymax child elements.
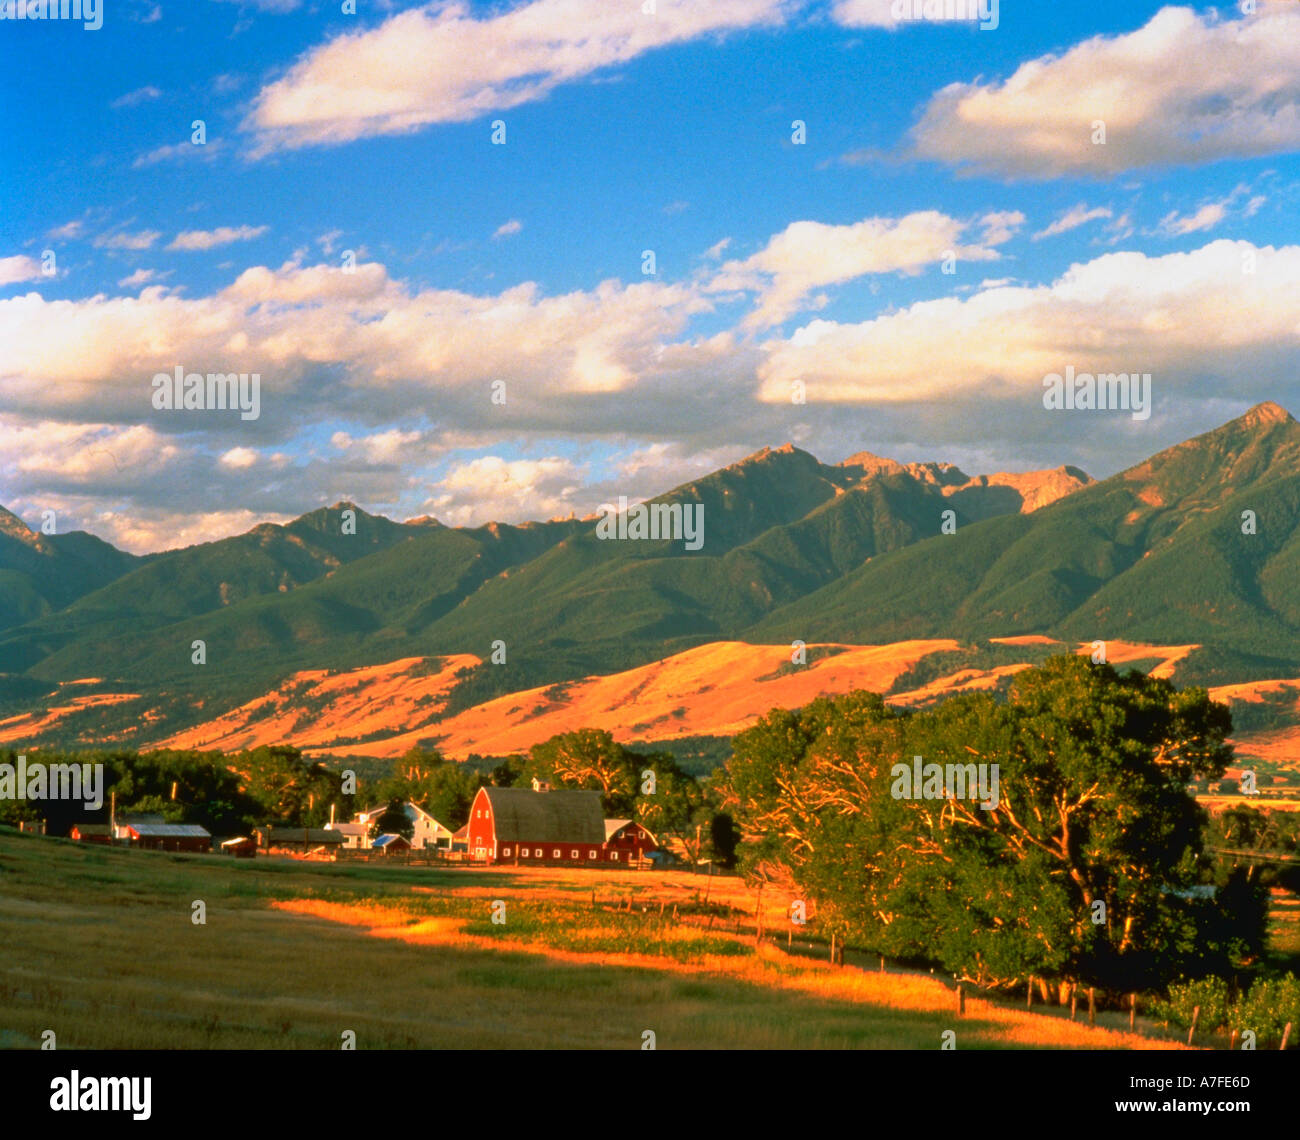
<box><xmin>0</xmin><ymin>829</ymin><xmax>1200</xmax><ymax>1050</ymax></box>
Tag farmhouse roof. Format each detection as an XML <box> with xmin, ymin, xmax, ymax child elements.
<box><xmin>129</xmin><ymin>823</ymin><xmax>211</xmax><ymax>838</ymax></box>
<box><xmin>481</xmin><ymin>787</ymin><xmax>605</xmax><ymax>844</ymax></box>
<box><xmin>356</xmin><ymin>801</ymin><xmax>446</xmax><ymax>825</ymax></box>
<box><xmin>372</xmin><ymin>833</ymin><xmax>409</xmax><ymax>849</ymax></box>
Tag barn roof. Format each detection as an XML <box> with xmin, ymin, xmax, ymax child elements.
<box><xmin>72</xmin><ymin>823</ymin><xmax>112</xmax><ymax>836</ymax></box>
<box><xmin>129</xmin><ymin>823</ymin><xmax>211</xmax><ymax>838</ymax></box>
<box><xmin>481</xmin><ymin>787</ymin><xmax>605</xmax><ymax>844</ymax></box>
<box><xmin>372</xmin><ymin>833</ymin><xmax>409</xmax><ymax>848</ymax></box>
<box><xmin>265</xmin><ymin>827</ymin><xmax>345</xmax><ymax>844</ymax></box>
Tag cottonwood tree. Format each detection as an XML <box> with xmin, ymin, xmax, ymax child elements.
<box><xmin>527</xmin><ymin>728</ymin><xmax>704</xmax><ymax>855</ymax></box>
<box><xmin>528</xmin><ymin>728</ymin><xmax>637</xmax><ymax>809</ymax></box>
<box><xmin>238</xmin><ymin>745</ymin><xmax>342</xmax><ymax>827</ymax></box>
<box><xmin>723</xmin><ymin>656</ymin><xmax>1255</xmax><ymax>991</ymax></box>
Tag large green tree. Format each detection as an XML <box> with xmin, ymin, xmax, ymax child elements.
<box><xmin>525</xmin><ymin>728</ymin><xmax>703</xmax><ymax>855</ymax></box>
<box><xmin>722</xmin><ymin>656</ymin><xmax>1258</xmax><ymax>991</ymax></box>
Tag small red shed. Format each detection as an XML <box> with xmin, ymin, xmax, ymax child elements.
<box><xmin>603</xmin><ymin>819</ymin><xmax>658</xmax><ymax>864</ymax></box>
<box><xmin>70</xmin><ymin>823</ymin><xmax>113</xmax><ymax>845</ymax></box>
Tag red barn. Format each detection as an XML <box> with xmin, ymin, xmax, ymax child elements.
<box><xmin>465</xmin><ymin>785</ymin><xmax>606</xmax><ymax>865</ymax></box>
<box><xmin>603</xmin><ymin>819</ymin><xmax>658</xmax><ymax>865</ymax></box>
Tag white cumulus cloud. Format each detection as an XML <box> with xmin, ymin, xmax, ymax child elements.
<box><xmin>0</xmin><ymin>256</ymin><xmax>45</xmax><ymax>286</ymax></box>
<box><xmin>705</xmin><ymin>210</ymin><xmax>1020</xmax><ymax>329</ymax></box>
<box><xmin>167</xmin><ymin>225</ymin><xmax>269</xmax><ymax>251</ymax></box>
<box><xmin>757</xmin><ymin>239</ymin><xmax>1300</xmax><ymax>405</ymax></box>
<box><xmin>245</xmin><ymin>0</ymin><xmax>794</xmax><ymax>153</ymax></box>
<box><xmin>904</xmin><ymin>5</ymin><xmax>1300</xmax><ymax>177</ymax></box>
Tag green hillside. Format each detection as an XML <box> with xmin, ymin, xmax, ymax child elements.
<box><xmin>0</xmin><ymin>443</ymin><xmax>1055</xmax><ymax>692</ymax></box>
<box><xmin>10</xmin><ymin>514</ymin><xmax>585</xmax><ymax>689</ymax></box>
<box><xmin>750</xmin><ymin>402</ymin><xmax>1300</xmax><ymax>681</ymax></box>
<box><xmin>0</xmin><ymin>506</ymin><xmax>143</xmax><ymax>631</ymax></box>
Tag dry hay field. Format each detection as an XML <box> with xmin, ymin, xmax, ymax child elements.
<box><xmin>0</xmin><ymin>829</ymin><xmax>1196</xmax><ymax>1050</ymax></box>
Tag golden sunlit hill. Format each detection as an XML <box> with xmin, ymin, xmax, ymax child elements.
<box><xmin>137</xmin><ymin>637</ymin><xmax>1216</xmax><ymax>763</ymax></box>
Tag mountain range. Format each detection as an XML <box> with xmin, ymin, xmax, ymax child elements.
<box><xmin>2</xmin><ymin>401</ymin><xmax>1298</xmax><ymax>759</ymax></box>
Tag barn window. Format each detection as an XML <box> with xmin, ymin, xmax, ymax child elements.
<box><xmin>571</xmin><ymin>849</ymin><xmax>578</xmax><ymax>859</ymax></box>
<box><xmin>611</xmin><ymin>852</ymin><xmax>619</xmax><ymax>861</ymax></box>
<box><xmin>553</xmin><ymin>848</ymin><xmax>560</xmax><ymax>858</ymax></box>
<box><xmin>502</xmin><ymin>847</ymin><xmax>511</xmax><ymax>856</ymax></box>
<box><xmin>588</xmin><ymin>849</ymin><xmax>597</xmax><ymax>858</ymax></box>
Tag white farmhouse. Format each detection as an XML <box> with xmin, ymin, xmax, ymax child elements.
<box><xmin>349</xmin><ymin>801</ymin><xmax>455</xmax><ymax>851</ymax></box>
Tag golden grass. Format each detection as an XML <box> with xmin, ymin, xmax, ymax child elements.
<box><xmin>154</xmin><ymin>653</ymin><xmax>479</xmax><ymax>752</ymax></box>
<box><xmin>0</xmin><ymin>831</ymin><xmax>1222</xmax><ymax>1049</ymax></box>
<box><xmin>269</xmin><ymin>894</ymin><xmax>1184</xmax><ymax>1051</ymax></box>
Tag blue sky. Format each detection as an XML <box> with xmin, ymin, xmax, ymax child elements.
<box><xmin>2</xmin><ymin>0</ymin><xmax>1299</xmax><ymax>550</ymax></box>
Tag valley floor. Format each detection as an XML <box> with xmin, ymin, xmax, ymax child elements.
<box><xmin>0</xmin><ymin>831</ymin><xmax>1190</xmax><ymax>1050</ymax></box>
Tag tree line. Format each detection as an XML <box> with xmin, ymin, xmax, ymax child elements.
<box><xmin>0</xmin><ymin>731</ymin><xmax>739</xmax><ymax>865</ymax></box>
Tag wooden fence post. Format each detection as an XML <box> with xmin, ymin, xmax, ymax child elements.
<box><xmin>1229</xmin><ymin>1028</ymin><xmax>1239</xmax><ymax>1051</ymax></box>
<box><xmin>829</xmin><ymin>931</ymin><xmax>836</xmax><ymax>965</ymax></box>
<box><xmin>1129</xmin><ymin>993</ymin><xmax>1137</xmax><ymax>1032</ymax></box>
<box><xmin>1188</xmin><ymin>1005</ymin><xmax>1200</xmax><ymax>1046</ymax></box>
<box><xmin>1088</xmin><ymin>987</ymin><xmax>1096</xmax><ymax>1027</ymax></box>
<box><xmin>1282</xmin><ymin>1022</ymin><xmax>1293</xmax><ymax>1051</ymax></box>
<box><xmin>957</xmin><ymin>984</ymin><xmax>965</xmax><ymax>1016</ymax></box>
<box><xmin>1027</xmin><ymin>978</ymin><xmax>1033</xmax><ymax>1009</ymax></box>
<box><xmin>1070</xmin><ymin>985</ymin><xmax>1078</xmax><ymax>1021</ymax></box>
